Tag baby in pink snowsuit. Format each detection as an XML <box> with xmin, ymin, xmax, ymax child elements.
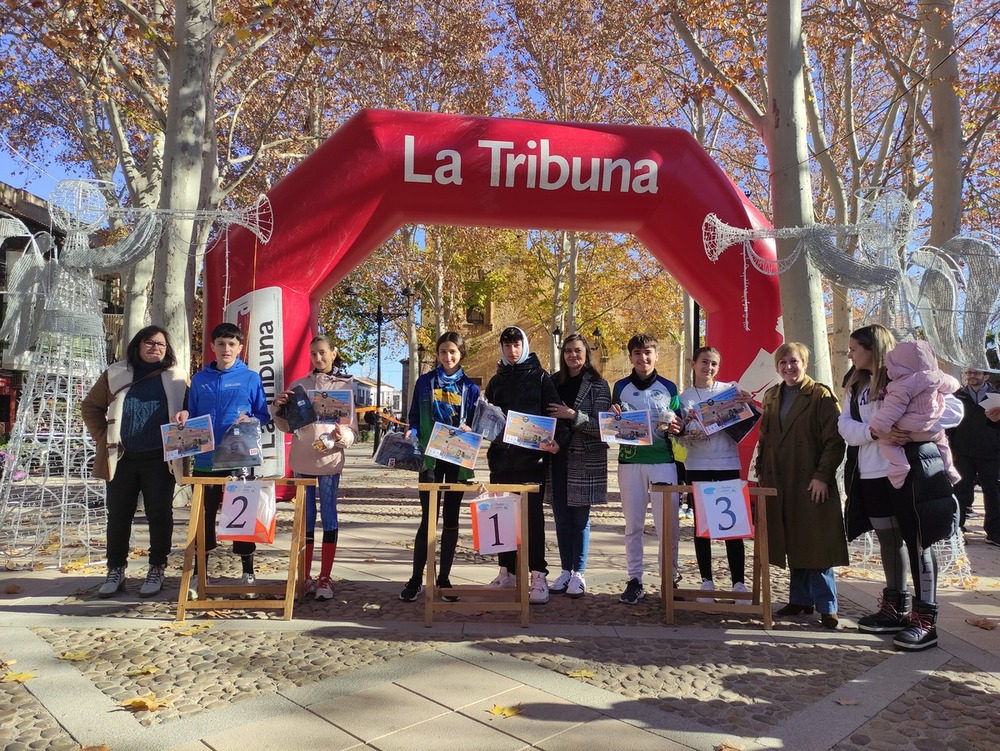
<box><xmin>869</xmin><ymin>340</ymin><xmax>961</xmax><ymax>489</ymax></box>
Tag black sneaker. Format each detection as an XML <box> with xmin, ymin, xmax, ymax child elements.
<box><xmin>893</xmin><ymin>604</ymin><xmax>939</xmax><ymax>651</ymax></box>
<box><xmin>437</xmin><ymin>579</ymin><xmax>460</xmax><ymax>602</ymax></box>
<box><xmin>619</xmin><ymin>577</ymin><xmax>645</xmax><ymax>605</ymax></box>
<box><xmin>399</xmin><ymin>580</ymin><xmax>423</xmax><ymax>601</ymax></box>
<box><xmin>985</xmin><ymin>536</ymin><xmax>1000</xmax><ymax>548</ymax></box>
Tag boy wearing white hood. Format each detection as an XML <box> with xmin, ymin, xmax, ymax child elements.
<box><xmin>485</xmin><ymin>326</ymin><xmax>568</xmax><ymax>603</ymax></box>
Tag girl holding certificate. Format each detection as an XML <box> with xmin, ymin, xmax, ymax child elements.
<box><xmin>677</xmin><ymin>346</ymin><xmax>751</xmax><ymax>601</ymax></box>
<box><xmin>545</xmin><ymin>334</ymin><xmax>612</xmax><ymax>598</ymax></box>
<box><xmin>399</xmin><ymin>332</ymin><xmax>480</xmax><ymax>603</ymax></box>
<box><xmin>271</xmin><ymin>335</ymin><xmax>357</xmax><ymax>602</ymax></box>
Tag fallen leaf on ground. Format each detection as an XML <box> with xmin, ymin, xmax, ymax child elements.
<box><xmin>362</xmin><ymin>603</ymin><xmax>381</xmax><ymax>611</ymax></box>
<box><xmin>119</xmin><ymin>695</ymin><xmax>171</xmax><ymax>712</ymax></box>
<box><xmin>58</xmin><ymin>651</ymin><xmax>90</xmax><ymax>661</ymax></box>
<box><xmin>715</xmin><ymin>743</ymin><xmax>744</xmax><ymax>751</ymax></box>
<box><xmin>836</xmin><ymin>698</ymin><xmax>859</xmax><ymax>706</ymax></box>
<box><xmin>0</xmin><ymin>659</ymin><xmax>17</xmax><ymax>669</ymax></box>
<box><xmin>965</xmin><ymin>617</ymin><xmax>997</xmax><ymax>630</ymax></box>
<box><xmin>487</xmin><ymin>703</ymin><xmax>523</xmax><ymax>718</ymax></box>
<box><xmin>566</xmin><ymin>668</ymin><xmax>596</xmax><ymax>679</ymax></box>
<box><xmin>3</xmin><ymin>584</ymin><xmax>23</xmax><ymax>594</ymax></box>
<box><xmin>125</xmin><ymin>665</ymin><xmax>159</xmax><ymax>676</ymax></box>
<box><xmin>81</xmin><ymin>745</ymin><xmax>111</xmax><ymax>751</ymax></box>
<box><xmin>1</xmin><ymin>672</ymin><xmax>37</xmax><ymax>683</ymax></box>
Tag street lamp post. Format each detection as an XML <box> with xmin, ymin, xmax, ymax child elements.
<box><xmin>347</xmin><ymin>286</ymin><xmax>415</xmax><ymax>453</ymax></box>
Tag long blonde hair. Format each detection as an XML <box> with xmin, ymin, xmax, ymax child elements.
<box><xmin>844</xmin><ymin>324</ymin><xmax>895</xmax><ymax>399</ymax></box>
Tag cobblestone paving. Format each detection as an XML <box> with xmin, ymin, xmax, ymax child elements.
<box><xmin>0</xmin><ymin>683</ymin><xmax>78</xmax><ymax>751</ymax></box>
<box><xmin>480</xmin><ymin>634</ymin><xmax>892</xmax><ymax>737</ymax></box>
<box><xmin>31</xmin><ymin>627</ymin><xmax>446</xmax><ymax>728</ymax></box>
<box><xmin>831</xmin><ymin>658</ymin><xmax>1000</xmax><ymax>751</ymax></box>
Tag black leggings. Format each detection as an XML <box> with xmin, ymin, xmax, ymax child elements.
<box><xmin>686</xmin><ymin>468</ymin><xmax>746</xmax><ymax>584</ymax></box>
<box><xmin>409</xmin><ymin>463</ymin><xmax>463</xmax><ymax>583</ymax></box>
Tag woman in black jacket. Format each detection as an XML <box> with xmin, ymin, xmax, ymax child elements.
<box><xmin>485</xmin><ymin>326</ymin><xmax>568</xmax><ymax>604</ymax></box>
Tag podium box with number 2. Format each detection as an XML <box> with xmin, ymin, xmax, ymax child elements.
<box><xmin>652</xmin><ymin>482</ymin><xmax>776</xmax><ymax>629</ymax></box>
<box><xmin>418</xmin><ymin>482</ymin><xmax>538</xmax><ymax>628</ymax></box>
<box><xmin>176</xmin><ymin>476</ymin><xmax>317</xmax><ymax>622</ymax></box>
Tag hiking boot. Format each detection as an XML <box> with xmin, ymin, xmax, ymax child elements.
<box><xmin>488</xmin><ymin>567</ymin><xmax>516</xmax><ymax>589</ymax></box>
<box><xmin>893</xmin><ymin>601</ymin><xmax>939</xmax><ymax>651</ymax></box>
<box><xmin>858</xmin><ymin>588</ymin><xmax>911</xmax><ymax>633</ymax></box>
<box><xmin>138</xmin><ymin>565</ymin><xmax>165</xmax><ymax>598</ymax></box>
<box><xmin>97</xmin><ymin>566</ymin><xmax>126</xmax><ymax>598</ymax></box>
<box><xmin>697</xmin><ymin>579</ymin><xmax>716</xmax><ymax>603</ymax></box>
<box><xmin>550</xmin><ymin>570</ymin><xmax>572</xmax><ymax>594</ymax></box>
<box><xmin>315</xmin><ymin>576</ymin><xmax>334</xmax><ymax>601</ymax></box>
<box><xmin>399</xmin><ymin>579</ymin><xmax>423</xmax><ymax>602</ymax></box>
<box><xmin>566</xmin><ymin>571</ymin><xmax>586</xmax><ymax>598</ymax></box>
<box><xmin>619</xmin><ymin>577</ymin><xmax>644</xmax><ymax>605</ymax></box>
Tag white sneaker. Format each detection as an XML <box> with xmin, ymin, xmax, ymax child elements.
<box><xmin>488</xmin><ymin>567</ymin><xmax>516</xmax><ymax>589</ymax></box>
<box><xmin>241</xmin><ymin>572</ymin><xmax>258</xmax><ymax>600</ymax></box>
<box><xmin>566</xmin><ymin>571</ymin><xmax>586</xmax><ymax>598</ymax></box>
<box><xmin>732</xmin><ymin>581</ymin><xmax>750</xmax><ymax>595</ymax></box>
<box><xmin>550</xmin><ymin>570</ymin><xmax>572</xmax><ymax>594</ymax></box>
<box><xmin>697</xmin><ymin>579</ymin><xmax>716</xmax><ymax>603</ymax></box>
<box><xmin>529</xmin><ymin>571</ymin><xmax>549</xmax><ymax>604</ymax></box>
<box><xmin>315</xmin><ymin>576</ymin><xmax>334</xmax><ymax>602</ymax></box>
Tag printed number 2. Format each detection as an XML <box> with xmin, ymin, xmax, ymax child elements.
<box><xmin>226</xmin><ymin>495</ymin><xmax>249</xmax><ymax>529</ymax></box>
<box><xmin>715</xmin><ymin>496</ymin><xmax>737</xmax><ymax>532</ymax></box>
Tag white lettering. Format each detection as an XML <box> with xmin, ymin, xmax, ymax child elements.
<box><xmin>479</xmin><ymin>139</ymin><xmax>515</xmax><ymax>187</ymax></box>
<box><xmin>601</xmin><ymin>158</ymin><xmax>631</xmax><ymax>192</ymax></box>
<box><xmin>403</xmin><ymin>134</ymin><xmax>432</xmax><ymax>183</ymax></box>
<box><xmin>435</xmin><ymin>149</ymin><xmax>462</xmax><ymax>185</ymax></box>
<box><xmin>539</xmin><ymin>139</ymin><xmax>569</xmax><ymax>190</ymax></box>
<box><xmin>632</xmin><ymin>159</ymin><xmax>659</xmax><ymax>193</ymax></box>
<box><xmin>571</xmin><ymin>156</ymin><xmax>601</xmax><ymax>191</ymax></box>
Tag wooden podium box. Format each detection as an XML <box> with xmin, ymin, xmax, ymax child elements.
<box><xmin>652</xmin><ymin>483</ymin><xmax>776</xmax><ymax>630</ymax></box>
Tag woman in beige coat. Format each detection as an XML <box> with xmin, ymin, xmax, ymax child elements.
<box><xmin>756</xmin><ymin>342</ymin><xmax>847</xmax><ymax>629</ymax></box>
<box><xmin>81</xmin><ymin>326</ymin><xmax>188</xmax><ymax>599</ymax></box>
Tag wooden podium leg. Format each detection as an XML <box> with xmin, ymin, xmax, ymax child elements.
<box><xmin>660</xmin><ymin>490</ymin><xmax>676</xmax><ymax>623</ymax></box>
<box><xmin>281</xmin><ymin>488</ymin><xmax>306</xmax><ymax>620</ymax></box>
<box><xmin>756</xmin><ymin>496</ymin><xmax>772</xmax><ymax>629</ymax></box>
<box><xmin>177</xmin><ymin>487</ymin><xmax>205</xmax><ymax>622</ymax></box>
<box><xmin>424</xmin><ymin>488</ymin><xmax>440</xmax><ymax>628</ymax></box>
<box><xmin>518</xmin><ymin>490</ymin><xmax>530</xmax><ymax>628</ymax></box>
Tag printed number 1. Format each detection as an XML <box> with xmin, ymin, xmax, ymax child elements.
<box><xmin>715</xmin><ymin>495</ymin><xmax>737</xmax><ymax>531</ymax></box>
<box><xmin>489</xmin><ymin>513</ymin><xmax>502</xmax><ymax>547</ymax></box>
<box><xmin>227</xmin><ymin>495</ymin><xmax>249</xmax><ymax>528</ymax></box>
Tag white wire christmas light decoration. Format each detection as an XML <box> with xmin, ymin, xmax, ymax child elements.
<box><xmin>704</xmin><ymin>188</ymin><xmax>988</xmax><ymax>586</ymax></box>
<box><xmin>0</xmin><ymin>179</ymin><xmax>274</xmax><ymax>565</ymax></box>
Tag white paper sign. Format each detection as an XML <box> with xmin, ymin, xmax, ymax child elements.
<box><xmin>470</xmin><ymin>494</ymin><xmax>520</xmax><ymax>554</ymax></box>
<box><xmin>217</xmin><ymin>480</ymin><xmax>276</xmax><ymax>543</ymax></box>
<box><xmin>692</xmin><ymin>480</ymin><xmax>753</xmax><ymax>540</ymax></box>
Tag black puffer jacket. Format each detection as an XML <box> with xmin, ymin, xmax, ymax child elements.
<box><xmin>485</xmin><ymin>352</ymin><xmax>569</xmax><ymax>476</ymax></box>
<box><xmin>895</xmin><ymin>441</ymin><xmax>960</xmax><ymax>549</ymax></box>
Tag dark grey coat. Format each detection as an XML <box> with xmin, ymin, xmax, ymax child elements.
<box><xmin>545</xmin><ymin>370</ymin><xmax>612</xmax><ymax>507</ymax></box>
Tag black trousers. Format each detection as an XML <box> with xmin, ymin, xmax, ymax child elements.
<box><xmin>490</xmin><ymin>468</ymin><xmax>547</xmax><ymax>575</ymax></box>
<box><xmin>105</xmin><ymin>450</ymin><xmax>175</xmax><ymax>568</ymax></box>
<box><xmin>196</xmin><ymin>467</ymin><xmax>256</xmax><ymax>556</ymax></box>
<box><xmin>410</xmin><ymin>463</ymin><xmax>463</xmax><ymax>583</ymax></box>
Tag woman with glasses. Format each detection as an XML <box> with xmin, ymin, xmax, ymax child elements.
<box><xmin>82</xmin><ymin>326</ymin><xmax>189</xmax><ymax>599</ymax></box>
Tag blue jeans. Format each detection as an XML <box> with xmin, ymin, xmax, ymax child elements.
<box><xmin>551</xmin><ymin>497</ymin><xmax>591</xmax><ymax>573</ymax></box>
<box><xmin>789</xmin><ymin>567</ymin><xmax>838</xmax><ymax>615</ymax></box>
<box><xmin>297</xmin><ymin>473</ymin><xmax>341</xmax><ymax>535</ymax></box>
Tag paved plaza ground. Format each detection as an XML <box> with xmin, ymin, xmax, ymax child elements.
<box><xmin>2</xmin><ymin>442</ymin><xmax>999</xmax><ymax>751</ymax></box>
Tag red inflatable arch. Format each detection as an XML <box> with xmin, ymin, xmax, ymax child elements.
<box><xmin>206</xmin><ymin>109</ymin><xmax>782</xmax><ymax>474</ymax></box>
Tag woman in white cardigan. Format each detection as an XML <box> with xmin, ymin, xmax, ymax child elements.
<box><xmin>81</xmin><ymin>326</ymin><xmax>188</xmax><ymax>599</ymax></box>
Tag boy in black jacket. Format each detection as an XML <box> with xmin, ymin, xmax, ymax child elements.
<box><xmin>485</xmin><ymin>326</ymin><xmax>568</xmax><ymax>603</ymax></box>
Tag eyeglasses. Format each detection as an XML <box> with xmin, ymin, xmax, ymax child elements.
<box><xmin>143</xmin><ymin>340</ymin><xmax>167</xmax><ymax>350</ymax></box>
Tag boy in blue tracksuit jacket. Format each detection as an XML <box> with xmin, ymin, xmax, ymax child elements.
<box><xmin>176</xmin><ymin>322</ymin><xmax>270</xmax><ymax>587</ymax></box>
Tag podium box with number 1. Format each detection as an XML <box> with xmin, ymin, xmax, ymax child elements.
<box><xmin>652</xmin><ymin>481</ymin><xmax>776</xmax><ymax>629</ymax></box>
<box><xmin>418</xmin><ymin>482</ymin><xmax>538</xmax><ymax>628</ymax></box>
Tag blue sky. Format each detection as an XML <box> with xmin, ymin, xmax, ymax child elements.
<box><xmin>0</xmin><ymin>147</ymin><xmax>405</xmax><ymax>393</ymax></box>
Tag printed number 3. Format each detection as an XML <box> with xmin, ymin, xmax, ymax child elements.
<box><xmin>226</xmin><ymin>495</ymin><xmax>249</xmax><ymax>528</ymax></box>
<box><xmin>715</xmin><ymin>495</ymin><xmax>737</xmax><ymax>531</ymax></box>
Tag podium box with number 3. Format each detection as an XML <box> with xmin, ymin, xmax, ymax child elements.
<box><xmin>176</xmin><ymin>476</ymin><xmax>317</xmax><ymax>622</ymax></box>
<box><xmin>652</xmin><ymin>482</ymin><xmax>776</xmax><ymax>629</ymax></box>
<box><xmin>418</xmin><ymin>482</ymin><xmax>537</xmax><ymax>628</ymax></box>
